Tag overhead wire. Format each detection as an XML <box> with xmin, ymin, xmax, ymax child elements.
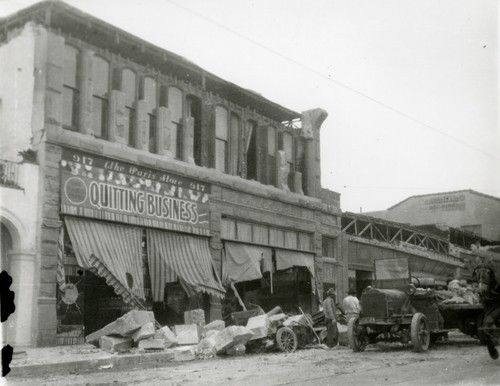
<box><xmin>166</xmin><ymin>0</ymin><xmax>500</xmax><ymax>163</ymax></box>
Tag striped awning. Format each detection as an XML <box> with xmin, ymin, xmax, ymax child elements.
<box><xmin>147</xmin><ymin>229</ymin><xmax>225</xmax><ymax>301</ymax></box>
<box><xmin>276</xmin><ymin>249</ymin><xmax>316</xmax><ymax>277</ymax></box>
<box><xmin>65</xmin><ymin>217</ymin><xmax>145</xmax><ymax>300</ymax></box>
<box><xmin>222</xmin><ymin>242</ymin><xmax>272</xmax><ymax>285</ymax></box>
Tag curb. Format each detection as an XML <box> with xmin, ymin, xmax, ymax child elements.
<box><xmin>9</xmin><ymin>350</ymin><xmax>177</xmax><ymax>378</ymax></box>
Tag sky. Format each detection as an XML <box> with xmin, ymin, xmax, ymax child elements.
<box><xmin>1</xmin><ymin>0</ymin><xmax>499</xmax><ymax>212</ymax></box>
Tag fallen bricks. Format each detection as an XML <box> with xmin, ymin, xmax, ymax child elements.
<box><xmin>132</xmin><ymin>322</ymin><xmax>155</xmax><ymax>343</ymax></box>
<box><xmin>213</xmin><ymin>325</ymin><xmax>254</xmax><ymax>354</ymax></box>
<box><xmin>173</xmin><ymin>324</ymin><xmax>199</xmax><ymax>345</ymax></box>
<box><xmin>154</xmin><ymin>325</ymin><xmax>178</xmax><ymax>348</ymax></box>
<box><xmin>98</xmin><ymin>336</ymin><xmax>133</xmax><ymax>353</ymax></box>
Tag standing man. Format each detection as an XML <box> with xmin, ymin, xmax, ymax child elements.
<box><xmin>322</xmin><ymin>287</ymin><xmax>338</xmax><ymax>348</ymax></box>
<box><xmin>343</xmin><ymin>290</ymin><xmax>360</xmax><ymax>323</ymax></box>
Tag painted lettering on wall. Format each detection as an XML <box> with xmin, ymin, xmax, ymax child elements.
<box><xmin>60</xmin><ymin>149</ymin><xmax>210</xmax><ymax>235</ymax></box>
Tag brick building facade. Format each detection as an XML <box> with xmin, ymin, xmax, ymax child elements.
<box><xmin>0</xmin><ymin>1</ymin><xmax>342</xmax><ymax>348</ymax></box>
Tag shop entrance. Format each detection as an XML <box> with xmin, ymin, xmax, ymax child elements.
<box><xmin>348</xmin><ymin>269</ymin><xmax>373</xmax><ymax>297</ymax></box>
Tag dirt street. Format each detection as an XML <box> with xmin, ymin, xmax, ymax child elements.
<box><xmin>6</xmin><ymin>333</ymin><xmax>500</xmax><ymax>386</ymax></box>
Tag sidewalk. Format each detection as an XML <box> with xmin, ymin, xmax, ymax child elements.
<box><xmin>8</xmin><ymin>344</ymin><xmax>180</xmax><ymax>378</ymax></box>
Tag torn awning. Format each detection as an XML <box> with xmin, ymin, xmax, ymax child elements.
<box><xmin>64</xmin><ymin>217</ymin><xmax>145</xmax><ymax>300</ymax></box>
<box><xmin>276</xmin><ymin>249</ymin><xmax>316</xmax><ymax>277</ymax></box>
<box><xmin>147</xmin><ymin>230</ymin><xmax>225</xmax><ymax>301</ymax></box>
<box><xmin>223</xmin><ymin>242</ymin><xmax>272</xmax><ymax>284</ymax></box>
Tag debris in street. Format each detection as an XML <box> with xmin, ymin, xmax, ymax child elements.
<box><xmin>154</xmin><ymin>325</ymin><xmax>178</xmax><ymax>348</ymax></box>
<box><xmin>246</xmin><ymin>314</ymin><xmax>270</xmax><ymax>340</ymax></box>
<box><xmin>201</xmin><ymin>320</ymin><xmax>225</xmax><ymax>337</ymax></box>
<box><xmin>138</xmin><ymin>338</ymin><xmax>165</xmax><ymax>351</ymax></box>
<box><xmin>214</xmin><ymin>326</ymin><xmax>254</xmax><ymax>354</ymax></box>
<box><xmin>195</xmin><ymin>336</ymin><xmax>217</xmax><ymax>359</ymax></box>
<box><xmin>226</xmin><ymin>343</ymin><xmax>246</xmax><ymax>356</ymax></box>
<box><xmin>173</xmin><ymin>345</ymin><xmax>196</xmax><ymax>361</ymax></box>
<box><xmin>98</xmin><ymin>336</ymin><xmax>133</xmax><ymax>353</ymax></box>
<box><xmin>173</xmin><ymin>324</ymin><xmax>199</xmax><ymax>345</ymax></box>
<box><xmin>131</xmin><ymin>322</ymin><xmax>155</xmax><ymax>343</ymax></box>
<box><xmin>97</xmin><ymin>364</ymin><xmax>113</xmax><ymax>370</ymax></box>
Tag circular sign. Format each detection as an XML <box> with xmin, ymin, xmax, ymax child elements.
<box><xmin>64</xmin><ymin>177</ymin><xmax>88</xmax><ymax>205</ymax></box>
<box><xmin>62</xmin><ymin>283</ymin><xmax>79</xmax><ymax>305</ymax></box>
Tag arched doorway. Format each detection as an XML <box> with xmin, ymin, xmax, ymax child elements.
<box><xmin>1</xmin><ymin>222</ymin><xmax>13</xmax><ymax>272</ymax></box>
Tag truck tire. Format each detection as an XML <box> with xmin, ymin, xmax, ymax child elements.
<box><xmin>348</xmin><ymin>316</ymin><xmax>367</xmax><ymax>352</ymax></box>
<box><xmin>411</xmin><ymin>312</ymin><xmax>430</xmax><ymax>352</ymax></box>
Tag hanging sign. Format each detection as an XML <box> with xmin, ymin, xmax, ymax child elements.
<box><xmin>60</xmin><ymin>148</ymin><xmax>211</xmax><ymax>235</ymax></box>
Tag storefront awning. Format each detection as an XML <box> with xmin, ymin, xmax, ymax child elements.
<box><xmin>65</xmin><ymin>217</ymin><xmax>145</xmax><ymax>300</ymax></box>
<box><xmin>223</xmin><ymin>242</ymin><xmax>272</xmax><ymax>284</ymax></box>
<box><xmin>147</xmin><ymin>230</ymin><xmax>225</xmax><ymax>301</ymax></box>
<box><xmin>276</xmin><ymin>250</ymin><xmax>316</xmax><ymax>277</ymax></box>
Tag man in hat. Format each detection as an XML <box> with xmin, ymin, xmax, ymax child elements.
<box><xmin>343</xmin><ymin>290</ymin><xmax>360</xmax><ymax>323</ymax></box>
<box><xmin>322</xmin><ymin>287</ymin><xmax>338</xmax><ymax>347</ymax></box>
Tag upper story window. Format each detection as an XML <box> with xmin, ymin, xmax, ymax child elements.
<box><xmin>122</xmin><ymin>69</ymin><xmax>137</xmax><ymax>147</ymax></box>
<box><xmin>267</xmin><ymin>126</ymin><xmax>276</xmax><ymax>156</ymax></box>
<box><xmin>168</xmin><ymin>87</ymin><xmax>183</xmax><ymax>159</ymax></box>
<box><xmin>62</xmin><ymin>45</ymin><xmax>80</xmax><ymax>131</ymax></box>
<box><xmin>215</xmin><ymin>106</ymin><xmax>228</xmax><ymax>173</ymax></box>
<box><xmin>229</xmin><ymin>113</ymin><xmax>241</xmax><ymax>175</ymax></box>
<box><xmin>92</xmin><ymin>56</ymin><xmax>110</xmax><ymax>138</ymax></box>
<box><xmin>281</xmin><ymin>132</ymin><xmax>293</xmax><ymax>174</ymax></box>
<box><xmin>143</xmin><ymin>77</ymin><xmax>157</xmax><ymax>153</ymax></box>
<box><xmin>187</xmin><ymin>95</ymin><xmax>202</xmax><ymax>166</ymax></box>
<box><xmin>246</xmin><ymin>120</ymin><xmax>258</xmax><ymax>181</ymax></box>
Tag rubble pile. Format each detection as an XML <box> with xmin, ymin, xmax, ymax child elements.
<box><xmin>85</xmin><ymin>306</ymin><xmax>327</xmax><ymax>361</ymax></box>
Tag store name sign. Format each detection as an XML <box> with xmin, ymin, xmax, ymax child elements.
<box><xmin>60</xmin><ymin>149</ymin><xmax>211</xmax><ymax>235</ymax></box>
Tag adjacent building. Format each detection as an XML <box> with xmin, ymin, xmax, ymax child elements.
<box><xmin>367</xmin><ymin>190</ymin><xmax>500</xmax><ymax>242</ymax></box>
<box><xmin>0</xmin><ymin>1</ymin><xmax>342</xmax><ymax>348</ymax></box>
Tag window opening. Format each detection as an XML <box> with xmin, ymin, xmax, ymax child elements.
<box><xmin>92</xmin><ymin>57</ymin><xmax>109</xmax><ymax>139</ymax></box>
<box><xmin>122</xmin><ymin>69</ymin><xmax>137</xmax><ymax>147</ymax></box>
<box><xmin>62</xmin><ymin>45</ymin><xmax>80</xmax><ymax>131</ymax></box>
<box><xmin>215</xmin><ymin>106</ymin><xmax>228</xmax><ymax>172</ymax></box>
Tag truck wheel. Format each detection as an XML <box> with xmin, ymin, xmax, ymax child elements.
<box><xmin>276</xmin><ymin>327</ymin><xmax>298</xmax><ymax>353</ymax></box>
<box><xmin>348</xmin><ymin>316</ymin><xmax>368</xmax><ymax>352</ymax></box>
<box><xmin>411</xmin><ymin>313</ymin><xmax>430</xmax><ymax>352</ymax></box>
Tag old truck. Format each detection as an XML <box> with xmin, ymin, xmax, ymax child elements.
<box><xmin>348</xmin><ymin>258</ymin><xmax>485</xmax><ymax>352</ymax></box>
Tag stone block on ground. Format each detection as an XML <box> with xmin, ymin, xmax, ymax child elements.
<box><xmin>138</xmin><ymin>338</ymin><xmax>165</xmax><ymax>351</ymax></box>
<box><xmin>205</xmin><ymin>330</ymin><xmax>219</xmax><ymax>339</ymax></box>
<box><xmin>132</xmin><ymin>322</ymin><xmax>155</xmax><ymax>343</ymax></box>
<box><xmin>85</xmin><ymin>310</ymin><xmax>155</xmax><ymax>345</ymax></box>
<box><xmin>214</xmin><ymin>326</ymin><xmax>254</xmax><ymax>354</ymax></box>
<box><xmin>195</xmin><ymin>336</ymin><xmax>217</xmax><ymax>359</ymax></box>
<box><xmin>246</xmin><ymin>314</ymin><xmax>269</xmax><ymax>340</ymax></box>
<box><xmin>226</xmin><ymin>343</ymin><xmax>246</xmax><ymax>356</ymax></box>
<box><xmin>201</xmin><ymin>320</ymin><xmax>225</xmax><ymax>337</ymax></box>
<box><xmin>173</xmin><ymin>345</ymin><xmax>196</xmax><ymax>361</ymax></box>
<box><xmin>155</xmin><ymin>325</ymin><xmax>178</xmax><ymax>348</ymax></box>
<box><xmin>99</xmin><ymin>335</ymin><xmax>133</xmax><ymax>353</ymax></box>
<box><xmin>184</xmin><ymin>309</ymin><xmax>206</xmax><ymax>327</ymax></box>
<box><xmin>173</xmin><ymin>324</ymin><xmax>199</xmax><ymax>345</ymax></box>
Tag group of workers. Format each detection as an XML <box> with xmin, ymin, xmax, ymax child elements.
<box><xmin>322</xmin><ymin>287</ymin><xmax>360</xmax><ymax>348</ymax></box>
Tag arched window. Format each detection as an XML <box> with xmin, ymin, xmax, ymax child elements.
<box><xmin>143</xmin><ymin>77</ymin><xmax>157</xmax><ymax>153</ymax></box>
<box><xmin>92</xmin><ymin>56</ymin><xmax>110</xmax><ymax>138</ymax></box>
<box><xmin>122</xmin><ymin>69</ymin><xmax>137</xmax><ymax>147</ymax></box>
<box><xmin>168</xmin><ymin>87</ymin><xmax>183</xmax><ymax>159</ymax></box>
<box><xmin>62</xmin><ymin>45</ymin><xmax>80</xmax><ymax>130</ymax></box>
<box><xmin>215</xmin><ymin>106</ymin><xmax>228</xmax><ymax>172</ymax></box>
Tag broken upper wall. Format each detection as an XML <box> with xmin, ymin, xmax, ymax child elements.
<box><xmin>0</xmin><ymin>1</ymin><xmax>332</xmax><ymax>201</ymax></box>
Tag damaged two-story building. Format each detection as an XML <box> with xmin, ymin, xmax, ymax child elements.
<box><xmin>0</xmin><ymin>1</ymin><xmax>343</xmax><ymax>348</ymax></box>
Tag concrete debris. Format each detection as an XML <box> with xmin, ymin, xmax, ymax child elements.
<box><xmin>138</xmin><ymin>338</ymin><xmax>165</xmax><ymax>351</ymax></box>
<box><xmin>246</xmin><ymin>314</ymin><xmax>270</xmax><ymax>340</ymax></box>
<box><xmin>204</xmin><ymin>330</ymin><xmax>220</xmax><ymax>339</ymax></box>
<box><xmin>283</xmin><ymin>314</ymin><xmax>309</xmax><ymax>328</ymax></box>
<box><xmin>86</xmin><ymin>310</ymin><xmax>155</xmax><ymax>345</ymax></box>
<box><xmin>98</xmin><ymin>336</ymin><xmax>133</xmax><ymax>353</ymax></box>
<box><xmin>195</xmin><ymin>336</ymin><xmax>217</xmax><ymax>359</ymax></box>
<box><xmin>214</xmin><ymin>326</ymin><xmax>253</xmax><ymax>354</ymax></box>
<box><xmin>173</xmin><ymin>324</ymin><xmax>200</xmax><ymax>345</ymax></box>
<box><xmin>155</xmin><ymin>325</ymin><xmax>178</xmax><ymax>348</ymax></box>
<box><xmin>267</xmin><ymin>313</ymin><xmax>287</xmax><ymax>333</ymax></box>
<box><xmin>173</xmin><ymin>345</ymin><xmax>196</xmax><ymax>361</ymax></box>
<box><xmin>226</xmin><ymin>343</ymin><xmax>246</xmax><ymax>356</ymax></box>
<box><xmin>184</xmin><ymin>309</ymin><xmax>206</xmax><ymax>329</ymax></box>
<box><xmin>201</xmin><ymin>320</ymin><xmax>225</xmax><ymax>337</ymax></box>
<box><xmin>132</xmin><ymin>322</ymin><xmax>155</xmax><ymax>343</ymax></box>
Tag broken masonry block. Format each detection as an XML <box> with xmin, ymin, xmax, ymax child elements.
<box><xmin>132</xmin><ymin>322</ymin><xmax>156</xmax><ymax>343</ymax></box>
<box><xmin>173</xmin><ymin>324</ymin><xmax>199</xmax><ymax>345</ymax></box>
<box><xmin>201</xmin><ymin>320</ymin><xmax>225</xmax><ymax>337</ymax></box>
<box><xmin>138</xmin><ymin>338</ymin><xmax>165</xmax><ymax>351</ymax></box>
<box><xmin>214</xmin><ymin>326</ymin><xmax>253</xmax><ymax>354</ymax></box>
<box><xmin>173</xmin><ymin>345</ymin><xmax>196</xmax><ymax>361</ymax></box>
<box><xmin>226</xmin><ymin>343</ymin><xmax>246</xmax><ymax>356</ymax></box>
<box><xmin>246</xmin><ymin>314</ymin><xmax>270</xmax><ymax>340</ymax></box>
<box><xmin>99</xmin><ymin>335</ymin><xmax>133</xmax><ymax>353</ymax></box>
<box><xmin>154</xmin><ymin>325</ymin><xmax>179</xmax><ymax>348</ymax></box>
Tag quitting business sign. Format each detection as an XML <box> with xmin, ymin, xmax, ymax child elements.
<box><xmin>60</xmin><ymin>148</ymin><xmax>211</xmax><ymax>236</ymax></box>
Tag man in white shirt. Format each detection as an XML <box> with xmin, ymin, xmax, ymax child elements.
<box><xmin>343</xmin><ymin>290</ymin><xmax>360</xmax><ymax>323</ymax></box>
